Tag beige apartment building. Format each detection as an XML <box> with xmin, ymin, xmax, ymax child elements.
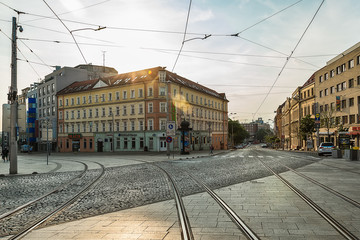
<box><xmin>314</xmin><ymin>42</ymin><xmax>360</xmax><ymax>147</ymax></box>
<box><xmin>290</xmin><ymin>87</ymin><xmax>301</xmax><ymax>149</ymax></box>
<box><xmin>281</xmin><ymin>98</ymin><xmax>291</xmax><ymax>149</ymax></box>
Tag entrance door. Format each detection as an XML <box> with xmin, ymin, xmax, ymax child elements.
<box><xmin>97</xmin><ymin>140</ymin><xmax>103</xmax><ymax>152</ymax></box>
<box><xmin>159</xmin><ymin>137</ymin><xmax>167</xmax><ymax>151</ymax></box>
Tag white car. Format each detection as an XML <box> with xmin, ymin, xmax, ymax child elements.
<box><xmin>318</xmin><ymin>142</ymin><xmax>334</xmax><ymax>156</ymax></box>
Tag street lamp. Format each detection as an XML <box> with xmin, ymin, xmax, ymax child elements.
<box><xmin>229</xmin><ymin>113</ymin><xmax>237</xmax><ymax>148</ymax></box>
<box><xmin>159</xmin><ymin>68</ymin><xmax>171</xmax><ymax>157</ymax></box>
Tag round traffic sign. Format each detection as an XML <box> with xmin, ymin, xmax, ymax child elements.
<box><xmin>166</xmin><ymin>136</ymin><xmax>173</xmax><ymax>143</ymax></box>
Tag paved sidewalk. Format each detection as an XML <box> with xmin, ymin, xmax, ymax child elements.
<box><xmin>12</xmin><ymin>157</ymin><xmax>360</xmax><ymax>240</ymax></box>
<box><xmin>0</xmin><ymin>150</ymin><xmax>229</xmax><ymax>176</ymax></box>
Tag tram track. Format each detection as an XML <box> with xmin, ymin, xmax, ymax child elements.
<box><xmin>258</xmin><ymin>158</ymin><xmax>359</xmax><ymax>240</ymax></box>
<box><xmin>1</xmin><ymin>161</ymin><xmax>105</xmax><ymax>239</ymax></box>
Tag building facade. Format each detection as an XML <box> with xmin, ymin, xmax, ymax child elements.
<box><xmin>57</xmin><ymin>67</ymin><xmax>228</xmax><ymax>152</ymax></box>
<box><xmin>37</xmin><ymin>65</ymin><xmax>118</xmax><ymax>151</ymax></box>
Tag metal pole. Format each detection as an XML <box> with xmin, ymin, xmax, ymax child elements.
<box><xmin>9</xmin><ymin>17</ymin><xmax>18</xmax><ymax>174</ymax></box>
<box><xmin>46</xmin><ymin>120</ymin><xmax>49</xmax><ymax>165</ymax></box>
<box><xmin>166</xmin><ymin>78</ymin><xmax>170</xmax><ymax>157</ymax></box>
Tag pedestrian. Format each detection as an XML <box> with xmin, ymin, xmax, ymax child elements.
<box><xmin>210</xmin><ymin>145</ymin><xmax>214</xmax><ymax>154</ymax></box>
<box><xmin>1</xmin><ymin>148</ymin><xmax>5</xmax><ymax>162</ymax></box>
<box><xmin>3</xmin><ymin>147</ymin><xmax>9</xmax><ymax>162</ymax></box>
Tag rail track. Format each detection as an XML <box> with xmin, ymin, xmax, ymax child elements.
<box><xmin>258</xmin><ymin>158</ymin><xmax>359</xmax><ymax>240</ymax></box>
<box><xmin>1</xmin><ymin>161</ymin><xmax>105</xmax><ymax>239</ymax></box>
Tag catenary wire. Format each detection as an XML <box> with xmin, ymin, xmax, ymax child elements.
<box><xmin>42</xmin><ymin>0</ymin><xmax>88</xmax><ymax>64</ymax></box>
<box><xmin>172</xmin><ymin>0</ymin><xmax>192</xmax><ymax>72</ymax></box>
<box><xmin>253</xmin><ymin>0</ymin><xmax>325</xmax><ymax>118</ymax></box>
<box><xmin>18</xmin><ymin>39</ymin><xmax>53</xmax><ymax>71</ymax></box>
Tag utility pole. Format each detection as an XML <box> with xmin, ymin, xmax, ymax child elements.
<box><xmin>9</xmin><ymin>17</ymin><xmax>18</xmax><ymax>174</ymax></box>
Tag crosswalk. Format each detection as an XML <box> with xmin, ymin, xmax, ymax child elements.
<box><xmin>215</xmin><ymin>154</ymin><xmax>321</xmax><ymax>160</ymax></box>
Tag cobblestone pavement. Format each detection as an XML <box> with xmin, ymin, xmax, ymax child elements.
<box><xmin>1</xmin><ymin>147</ymin><xmax>359</xmax><ymax>239</ymax></box>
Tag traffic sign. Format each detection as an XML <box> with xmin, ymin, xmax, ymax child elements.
<box><xmin>166</xmin><ymin>136</ymin><xmax>173</xmax><ymax>143</ymax></box>
<box><xmin>166</xmin><ymin>121</ymin><xmax>176</xmax><ymax>136</ymax></box>
<box><xmin>315</xmin><ymin>113</ymin><xmax>320</xmax><ymax>121</ymax></box>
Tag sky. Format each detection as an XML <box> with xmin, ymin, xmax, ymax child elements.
<box><xmin>1</xmin><ymin>0</ymin><xmax>360</xmax><ymax>130</ymax></box>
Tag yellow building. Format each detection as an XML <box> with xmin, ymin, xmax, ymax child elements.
<box><xmin>314</xmin><ymin>42</ymin><xmax>360</xmax><ymax>147</ymax></box>
<box><xmin>57</xmin><ymin>67</ymin><xmax>228</xmax><ymax>152</ymax></box>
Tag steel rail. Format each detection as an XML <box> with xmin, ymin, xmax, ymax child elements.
<box><xmin>187</xmin><ymin>173</ymin><xmax>260</xmax><ymax>240</ymax></box>
<box><xmin>280</xmin><ymin>164</ymin><xmax>360</xmax><ymax>208</ymax></box>
<box><xmin>259</xmin><ymin>159</ymin><xmax>358</xmax><ymax>240</ymax></box>
<box><xmin>154</xmin><ymin>164</ymin><xmax>194</xmax><ymax>240</ymax></box>
<box><xmin>8</xmin><ymin>162</ymin><xmax>106</xmax><ymax>240</ymax></box>
<box><xmin>0</xmin><ymin>161</ymin><xmax>88</xmax><ymax>220</ymax></box>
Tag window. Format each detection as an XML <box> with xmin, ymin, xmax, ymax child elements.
<box><xmin>82</xmin><ymin>96</ymin><xmax>86</xmax><ymax>104</ymax></box>
<box><xmin>83</xmin><ymin>109</ymin><xmax>86</xmax><ymax>118</ymax></box>
<box><xmin>116</xmin><ymin>122</ymin><xmax>120</xmax><ymax>131</ymax></box>
<box><xmin>108</xmin><ymin>93</ymin><xmax>112</xmax><ymax>101</ymax></box>
<box><xmin>319</xmin><ymin>90</ymin><xmax>323</xmax><ymax>98</ymax></box>
<box><xmin>51</xmin><ymin>83</ymin><xmax>55</xmax><ymax>92</ymax></box>
<box><xmin>148</xmin><ymin>87</ymin><xmax>153</xmax><ymax>96</ymax></box>
<box><xmin>139</xmin><ymin>104</ymin><xmax>143</xmax><ymax>114</ymax></box>
<box><xmin>324</xmin><ymin>72</ymin><xmax>329</xmax><ymax>80</ymax></box>
<box><xmin>71</xmin><ymin>98</ymin><xmax>74</xmax><ymax>105</ymax></box>
<box><xmin>123</xmin><ymin>121</ymin><xmax>127</xmax><ymax>131</ymax></box>
<box><xmin>123</xmin><ymin>106</ymin><xmax>127</xmax><ymax>115</ymax></box>
<box><xmin>159</xmin><ymin>87</ymin><xmax>166</xmax><ymax>96</ymax></box>
<box><xmin>95</xmin><ymin>95</ymin><xmax>99</xmax><ymax>103</ymax></box>
<box><xmin>341</xmin><ymin>81</ymin><xmax>347</xmax><ymax>90</ymax></box>
<box><xmin>349</xmin><ymin>59</ymin><xmax>354</xmax><ymax>69</ymax></box>
<box><xmin>77</xmin><ymin>110</ymin><xmax>80</xmax><ymax>119</ymax></box>
<box><xmin>160</xmin><ymin>102</ymin><xmax>167</xmax><ymax>112</ymax></box>
<box><xmin>131</xmin><ymin>105</ymin><xmax>135</xmax><ymax>115</ymax></box>
<box><xmin>90</xmin><ymin>139</ymin><xmax>93</xmax><ymax>149</ymax></box>
<box><xmin>140</xmin><ymin>137</ymin><xmax>144</xmax><ymax>148</ymax></box>
<box><xmin>138</xmin><ymin>89</ymin><xmax>143</xmax><ymax>98</ymax></box>
<box><xmin>76</xmin><ymin>97</ymin><xmax>80</xmax><ymax>105</ymax></box>
<box><xmin>102</xmin><ymin>122</ymin><xmax>106</xmax><ymax>132</ymax></box>
<box><xmin>124</xmin><ymin>137</ymin><xmax>128</xmax><ymax>149</ymax></box>
<box><xmin>71</xmin><ymin>110</ymin><xmax>74</xmax><ymax>119</ymax></box>
<box><xmin>59</xmin><ymin>124</ymin><xmax>63</xmax><ymax>133</ymax></box>
<box><xmin>88</xmin><ymin>95</ymin><xmax>92</xmax><ymax>103</ymax></box>
<box><xmin>116</xmin><ymin>92</ymin><xmax>120</xmax><ymax>100</ymax></box>
<box><xmin>349</xmin><ymin>97</ymin><xmax>354</xmax><ymax>107</ymax></box>
<box><xmin>71</xmin><ymin>124</ymin><xmax>75</xmax><ymax>133</ymax></box>
<box><xmin>59</xmin><ymin>111</ymin><xmax>63</xmax><ymax>120</ymax></box>
<box><xmin>65</xmin><ymin>111</ymin><xmax>69</xmax><ymax>120</ymax></box>
<box><xmin>341</xmin><ymin>99</ymin><xmax>346</xmax><ymax>109</ymax></box>
<box><xmin>95</xmin><ymin>122</ymin><xmax>99</xmax><ymax>132</ymax></box>
<box><xmin>330</xmin><ymin>102</ymin><xmax>335</xmax><ymax>110</ymax></box>
<box><xmin>148</xmin><ymin>119</ymin><xmax>153</xmax><ymax>130</ymax></box>
<box><xmin>116</xmin><ymin>106</ymin><xmax>120</xmax><ymax>115</ymax></box>
<box><xmin>59</xmin><ymin>99</ymin><xmax>63</xmax><ymax>106</ymax></box>
<box><xmin>349</xmin><ymin>78</ymin><xmax>354</xmax><ymax>88</ymax></box>
<box><xmin>324</xmin><ymin>88</ymin><xmax>328</xmax><ymax>96</ymax></box>
<box><xmin>342</xmin><ymin>115</ymin><xmax>348</xmax><ymax>124</ymax></box>
<box><xmin>95</xmin><ymin>108</ymin><xmax>99</xmax><ymax>117</ymax></box>
<box><xmin>139</xmin><ymin>120</ymin><xmax>144</xmax><ymax>131</ymax></box>
<box><xmin>358</xmin><ymin>76</ymin><xmax>360</xmax><ymax>85</ymax></box>
<box><xmin>186</xmin><ymin>93</ymin><xmax>189</xmax><ymax>101</ymax></box>
<box><xmin>83</xmin><ymin>123</ymin><xmax>86</xmax><ymax>132</ymax></box>
<box><xmin>357</xmin><ymin>55</ymin><xmax>360</xmax><ymax>65</ymax></box>
<box><xmin>101</xmin><ymin>94</ymin><xmax>105</xmax><ymax>102</ymax></box>
<box><xmin>89</xmin><ymin>109</ymin><xmax>93</xmax><ymax>118</ymax></box>
<box><xmin>160</xmin><ymin>119</ymin><xmax>166</xmax><ymax>130</ymax></box>
<box><xmin>330</xmin><ymin>70</ymin><xmax>334</xmax><ymax>78</ymax></box>
<box><xmin>173</xmin><ymin>89</ymin><xmax>177</xmax><ymax>97</ymax></box>
<box><xmin>123</xmin><ymin>91</ymin><xmax>127</xmax><ymax>99</ymax></box>
<box><xmin>102</xmin><ymin>108</ymin><xmax>106</xmax><ymax>117</ymax></box>
<box><xmin>109</xmin><ymin>107</ymin><xmax>113</xmax><ymax>116</ymax></box>
<box><xmin>83</xmin><ymin>138</ymin><xmax>87</xmax><ymax>149</ymax></box>
<box><xmin>130</xmin><ymin>90</ymin><xmax>135</xmax><ymax>98</ymax></box>
<box><xmin>148</xmin><ymin>103</ymin><xmax>153</xmax><ymax>113</ymax></box>
<box><xmin>131</xmin><ymin>137</ymin><xmax>136</xmax><ymax>149</ymax></box>
<box><xmin>109</xmin><ymin>122</ymin><xmax>113</xmax><ymax>132</ymax></box>
<box><xmin>350</xmin><ymin>115</ymin><xmax>356</xmax><ymax>124</ymax></box>
<box><xmin>131</xmin><ymin>121</ymin><xmax>135</xmax><ymax>131</ymax></box>
<box><xmin>330</xmin><ymin>86</ymin><xmax>335</xmax><ymax>94</ymax></box>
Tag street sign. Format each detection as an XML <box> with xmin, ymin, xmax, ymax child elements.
<box><xmin>166</xmin><ymin>121</ymin><xmax>176</xmax><ymax>136</ymax></box>
<box><xmin>166</xmin><ymin>136</ymin><xmax>173</xmax><ymax>143</ymax></box>
<box><xmin>315</xmin><ymin>113</ymin><xmax>320</xmax><ymax>121</ymax></box>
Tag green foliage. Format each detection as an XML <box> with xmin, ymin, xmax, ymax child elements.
<box><xmin>299</xmin><ymin>115</ymin><xmax>315</xmax><ymax>140</ymax></box>
<box><xmin>255</xmin><ymin>128</ymin><xmax>272</xmax><ymax>142</ymax></box>
<box><xmin>228</xmin><ymin>119</ymin><xmax>250</xmax><ymax>145</ymax></box>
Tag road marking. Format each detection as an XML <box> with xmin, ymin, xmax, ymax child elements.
<box><xmin>258</xmin><ymin>156</ymin><xmax>264</xmax><ymax>158</ymax></box>
<box><xmin>249</xmin><ymin>156</ymin><xmax>254</xmax><ymax>158</ymax></box>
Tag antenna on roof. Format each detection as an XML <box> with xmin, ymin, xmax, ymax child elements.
<box><xmin>102</xmin><ymin>50</ymin><xmax>106</xmax><ymax>72</ymax></box>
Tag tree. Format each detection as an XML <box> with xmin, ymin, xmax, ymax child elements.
<box><xmin>228</xmin><ymin>119</ymin><xmax>250</xmax><ymax>145</ymax></box>
<box><xmin>255</xmin><ymin>128</ymin><xmax>272</xmax><ymax>142</ymax></box>
<box><xmin>299</xmin><ymin>115</ymin><xmax>315</xmax><ymax>150</ymax></box>
<box><xmin>320</xmin><ymin>108</ymin><xmax>336</xmax><ymax>142</ymax></box>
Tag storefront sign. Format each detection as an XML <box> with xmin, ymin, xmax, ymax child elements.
<box><xmin>68</xmin><ymin>133</ymin><xmax>82</xmax><ymax>139</ymax></box>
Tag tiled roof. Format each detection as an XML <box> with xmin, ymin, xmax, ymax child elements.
<box><xmin>302</xmin><ymin>74</ymin><xmax>315</xmax><ymax>88</ymax></box>
<box><xmin>57</xmin><ymin>66</ymin><xmax>227</xmax><ymax>100</ymax></box>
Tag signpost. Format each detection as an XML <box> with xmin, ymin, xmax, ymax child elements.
<box><xmin>166</xmin><ymin>121</ymin><xmax>176</xmax><ymax>136</ymax></box>
<box><xmin>166</xmin><ymin>136</ymin><xmax>173</xmax><ymax>143</ymax></box>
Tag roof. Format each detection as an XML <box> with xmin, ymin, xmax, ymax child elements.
<box><xmin>302</xmin><ymin>74</ymin><xmax>315</xmax><ymax>88</ymax></box>
<box><xmin>57</xmin><ymin>67</ymin><xmax>228</xmax><ymax>100</ymax></box>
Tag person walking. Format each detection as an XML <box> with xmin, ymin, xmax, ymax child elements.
<box><xmin>3</xmin><ymin>147</ymin><xmax>9</xmax><ymax>162</ymax></box>
<box><xmin>2</xmin><ymin>148</ymin><xmax>5</xmax><ymax>162</ymax></box>
<box><xmin>210</xmin><ymin>145</ymin><xmax>214</xmax><ymax>155</ymax></box>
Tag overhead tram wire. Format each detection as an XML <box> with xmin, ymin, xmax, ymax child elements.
<box><xmin>253</xmin><ymin>0</ymin><xmax>325</xmax><ymax>119</ymax></box>
<box><xmin>0</xmin><ymin>28</ymin><xmax>42</xmax><ymax>78</ymax></box>
<box><xmin>18</xmin><ymin>39</ymin><xmax>53</xmax><ymax>71</ymax></box>
<box><xmin>42</xmin><ymin>0</ymin><xmax>88</xmax><ymax>64</ymax></box>
<box><xmin>172</xmin><ymin>0</ymin><xmax>192</xmax><ymax>72</ymax></box>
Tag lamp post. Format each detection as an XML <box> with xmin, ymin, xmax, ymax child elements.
<box><xmin>229</xmin><ymin>113</ymin><xmax>237</xmax><ymax>148</ymax></box>
<box><xmin>44</xmin><ymin>118</ymin><xmax>50</xmax><ymax>165</ymax></box>
<box><xmin>159</xmin><ymin>68</ymin><xmax>170</xmax><ymax>157</ymax></box>
<box><xmin>111</xmin><ymin>112</ymin><xmax>115</xmax><ymax>152</ymax></box>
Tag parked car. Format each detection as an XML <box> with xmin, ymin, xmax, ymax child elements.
<box><xmin>20</xmin><ymin>144</ymin><xmax>30</xmax><ymax>153</ymax></box>
<box><xmin>318</xmin><ymin>142</ymin><xmax>335</xmax><ymax>156</ymax></box>
<box><xmin>261</xmin><ymin>143</ymin><xmax>268</xmax><ymax>148</ymax></box>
